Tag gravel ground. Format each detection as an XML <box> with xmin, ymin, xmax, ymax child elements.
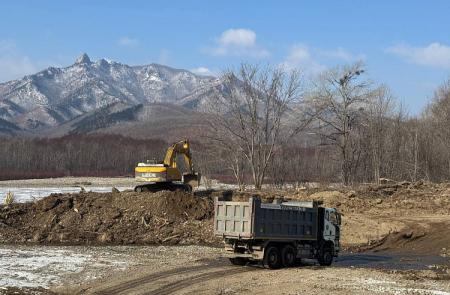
<box><xmin>0</xmin><ymin>245</ymin><xmax>222</xmax><ymax>294</ymax></box>
<box><xmin>62</xmin><ymin>246</ymin><xmax>450</xmax><ymax>295</ymax></box>
<box><xmin>0</xmin><ymin>245</ymin><xmax>449</xmax><ymax>294</ymax></box>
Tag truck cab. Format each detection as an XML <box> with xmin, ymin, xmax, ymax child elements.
<box><xmin>319</xmin><ymin>208</ymin><xmax>341</xmax><ymax>264</ymax></box>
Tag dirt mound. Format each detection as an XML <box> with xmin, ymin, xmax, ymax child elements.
<box><xmin>286</xmin><ymin>182</ymin><xmax>450</xmax><ymax>216</ymax></box>
<box><xmin>353</xmin><ymin>222</ymin><xmax>450</xmax><ymax>256</ymax></box>
<box><xmin>1</xmin><ymin>183</ymin><xmax>449</xmax><ymax>253</ymax></box>
<box><xmin>0</xmin><ymin>191</ymin><xmax>219</xmax><ymax>246</ymax></box>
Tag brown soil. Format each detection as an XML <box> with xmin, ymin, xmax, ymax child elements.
<box><xmin>1</xmin><ymin>181</ymin><xmax>449</xmax><ymax>253</ymax></box>
<box><xmin>0</xmin><ymin>190</ymin><xmax>218</xmax><ymax>246</ymax></box>
<box><xmin>359</xmin><ymin>222</ymin><xmax>450</xmax><ymax>255</ymax></box>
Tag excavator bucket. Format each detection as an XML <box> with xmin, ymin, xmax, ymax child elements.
<box><xmin>183</xmin><ymin>173</ymin><xmax>201</xmax><ymax>189</ymax></box>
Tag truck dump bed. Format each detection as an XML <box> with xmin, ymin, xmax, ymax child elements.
<box><xmin>214</xmin><ymin>197</ymin><xmax>320</xmax><ymax>240</ymax></box>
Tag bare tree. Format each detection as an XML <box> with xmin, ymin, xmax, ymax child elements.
<box><xmin>215</xmin><ymin>138</ymin><xmax>247</xmax><ymax>190</ymax></box>
<box><xmin>366</xmin><ymin>86</ymin><xmax>395</xmax><ymax>184</ymax></box>
<box><xmin>310</xmin><ymin>62</ymin><xmax>375</xmax><ymax>185</ymax></box>
<box><xmin>207</xmin><ymin>64</ymin><xmax>304</xmax><ymax>189</ymax></box>
<box><xmin>423</xmin><ymin>79</ymin><xmax>450</xmax><ymax>179</ymax></box>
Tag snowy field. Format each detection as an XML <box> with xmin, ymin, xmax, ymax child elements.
<box><xmin>0</xmin><ymin>245</ymin><xmax>130</xmax><ymax>289</ymax></box>
<box><xmin>0</xmin><ymin>245</ymin><xmax>215</xmax><ymax>291</ymax></box>
<box><xmin>0</xmin><ymin>187</ymin><xmax>133</xmax><ymax>203</ymax></box>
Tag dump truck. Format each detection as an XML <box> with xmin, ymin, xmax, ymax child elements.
<box><xmin>214</xmin><ymin>197</ymin><xmax>341</xmax><ymax>268</ymax></box>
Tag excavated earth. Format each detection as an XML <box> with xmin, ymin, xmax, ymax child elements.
<box><xmin>0</xmin><ymin>181</ymin><xmax>450</xmax><ymax>254</ymax></box>
<box><xmin>1</xmin><ymin>181</ymin><xmax>450</xmax><ymax>295</ymax></box>
<box><xmin>0</xmin><ymin>190</ymin><xmax>218</xmax><ymax>246</ymax></box>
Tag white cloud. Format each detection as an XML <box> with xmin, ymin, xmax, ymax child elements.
<box><xmin>220</xmin><ymin>28</ymin><xmax>256</xmax><ymax>47</ymax></box>
<box><xmin>281</xmin><ymin>44</ymin><xmax>366</xmax><ymax>75</ymax></box>
<box><xmin>206</xmin><ymin>28</ymin><xmax>269</xmax><ymax>58</ymax></box>
<box><xmin>117</xmin><ymin>36</ymin><xmax>139</xmax><ymax>47</ymax></box>
<box><xmin>386</xmin><ymin>42</ymin><xmax>450</xmax><ymax>69</ymax></box>
<box><xmin>190</xmin><ymin>67</ymin><xmax>215</xmax><ymax>76</ymax></box>
<box><xmin>0</xmin><ymin>41</ymin><xmax>37</xmax><ymax>82</ymax></box>
<box><xmin>281</xmin><ymin>44</ymin><xmax>325</xmax><ymax>74</ymax></box>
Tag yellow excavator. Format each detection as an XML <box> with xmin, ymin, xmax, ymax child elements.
<box><xmin>134</xmin><ymin>139</ymin><xmax>201</xmax><ymax>192</ymax></box>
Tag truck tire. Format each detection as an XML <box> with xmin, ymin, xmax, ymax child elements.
<box><xmin>281</xmin><ymin>245</ymin><xmax>296</xmax><ymax>268</ymax></box>
<box><xmin>318</xmin><ymin>247</ymin><xmax>333</xmax><ymax>266</ymax></box>
<box><xmin>229</xmin><ymin>257</ymin><xmax>248</xmax><ymax>266</ymax></box>
<box><xmin>263</xmin><ymin>246</ymin><xmax>282</xmax><ymax>269</ymax></box>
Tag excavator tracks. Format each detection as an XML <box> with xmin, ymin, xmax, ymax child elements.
<box><xmin>134</xmin><ymin>182</ymin><xmax>192</xmax><ymax>193</ymax></box>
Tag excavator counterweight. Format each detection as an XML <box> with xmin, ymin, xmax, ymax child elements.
<box><xmin>134</xmin><ymin>139</ymin><xmax>201</xmax><ymax>192</ymax></box>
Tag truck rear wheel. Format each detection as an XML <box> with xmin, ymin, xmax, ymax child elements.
<box><xmin>229</xmin><ymin>257</ymin><xmax>248</xmax><ymax>266</ymax></box>
<box><xmin>263</xmin><ymin>246</ymin><xmax>282</xmax><ymax>269</ymax></box>
<box><xmin>281</xmin><ymin>245</ymin><xmax>296</xmax><ymax>268</ymax></box>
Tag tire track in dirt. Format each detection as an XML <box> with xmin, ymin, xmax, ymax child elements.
<box><xmin>92</xmin><ymin>263</ymin><xmax>258</xmax><ymax>295</ymax></box>
<box><xmin>147</xmin><ymin>267</ymin><xmax>257</xmax><ymax>295</ymax></box>
<box><xmin>92</xmin><ymin>264</ymin><xmax>218</xmax><ymax>295</ymax></box>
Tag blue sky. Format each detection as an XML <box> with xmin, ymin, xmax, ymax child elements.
<box><xmin>1</xmin><ymin>1</ymin><xmax>449</xmax><ymax>114</ymax></box>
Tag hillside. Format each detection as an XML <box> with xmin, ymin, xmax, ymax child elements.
<box><xmin>0</xmin><ymin>54</ymin><xmax>222</xmax><ymax>137</ymax></box>
<box><xmin>42</xmin><ymin>102</ymin><xmax>209</xmax><ymax>141</ymax></box>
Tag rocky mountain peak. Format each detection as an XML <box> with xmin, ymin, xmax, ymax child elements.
<box><xmin>75</xmin><ymin>53</ymin><xmax>91</xmax><ymax>64</ymax></box>
<box><xmin>0</xmin><ymin>55</ymin><xmax>228</xmax><ymax>136</ymax></box>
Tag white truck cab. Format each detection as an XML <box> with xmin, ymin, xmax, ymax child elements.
<box><xmin>323</xmin><ymin>208</ymin><xmax>341</xmax><ymax>254</ymax></box>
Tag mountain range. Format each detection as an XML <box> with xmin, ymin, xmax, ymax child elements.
<box><xmin>0</xmin><ymin>54</ymin><xmax>226</xmax><ymax>138</ymax></box>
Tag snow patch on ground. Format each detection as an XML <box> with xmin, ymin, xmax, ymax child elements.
<box><xmin>357</xmin><ymin>277</ymin><xmax>450</xmax><ymax>295</ymax></box>
<box><xmin>0</xmin><ymin>246</ymin><xmax>129</xmax><ymax>289</ymax></box>
<box><xmin>0</xmin><ymin>187</ymin><xmax>132</xmax><ymax>203</ymax></box>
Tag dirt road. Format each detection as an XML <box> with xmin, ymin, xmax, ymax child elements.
<box><xmin>61</xmin><ymin>249</ymin><xmax>450</xmax><ymax>295</ymax></box>
<box><xmin>90</xmin><ymin>264</ymin><xmax>256</xmax><ymax>295</ymax></box>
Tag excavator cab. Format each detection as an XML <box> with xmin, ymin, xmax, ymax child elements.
<box><xmin>134</xmin><ymin>139</ymin><xmax>201</xmax><ymax>192</ymax></box>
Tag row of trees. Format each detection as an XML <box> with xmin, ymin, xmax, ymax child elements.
<box><xmin>0</xmin><ymin>135</ymin><xmax>166</xmax><ymax>180</ymax></box>
<box><xmin>202</xmin><ymin>62</ymin><xmax>450</xmax><ymax>188</ymax></box>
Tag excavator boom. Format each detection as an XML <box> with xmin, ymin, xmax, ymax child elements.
<box><xmin>163</xmin><ymin>140</ymin><xmax>193</xmax><ymax>171</ymax></box>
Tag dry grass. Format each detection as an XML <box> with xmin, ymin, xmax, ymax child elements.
<box><xmin>3</xmin><ymin>191</ymin><xmax>15</xmax><ymax>206</ymax></box>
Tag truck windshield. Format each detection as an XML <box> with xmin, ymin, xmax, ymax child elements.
<box><xmin>329</xmin><ymin>211</ymin><xmax>340</xmax><ymax>225</ymax></box>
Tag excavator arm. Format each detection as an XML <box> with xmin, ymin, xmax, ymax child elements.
<box><xmin>163</xmin><ymin>139</ymin><xmax>200</xmax><ymax>189</ymax></box>
<box><xmin>163</xmin><ymin>140</ymin><xmax>193</xmax><ymax>172</ymax></box>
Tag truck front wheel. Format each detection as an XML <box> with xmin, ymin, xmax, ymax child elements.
<box><xmin>263</xmin><ymin>246</ymin><xmax>282</xmax><ymax>269</ymax></box>
<box><xmin>318</xmin><ymin>247</ymin><xmax>333</xmax><ymax>266</ymax></box>
<box><xmin>281</xmin><ymin>245</ymin><xmax>296</xmax><ymax>267</ymax></box>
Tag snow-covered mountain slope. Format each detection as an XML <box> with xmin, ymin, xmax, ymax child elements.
<box><xmin>0</xmin><ymin>54</ymin><xmax>221</xmax><ymax>136</ymax></box>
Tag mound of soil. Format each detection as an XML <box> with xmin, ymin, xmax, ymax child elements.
<box><xmin>284</xmin><ymin>182</ymin><xmax>450</xmax><ymax>215</ymax></box>
<box><xmin>0</xmin><ymin>191</ymin><xmax>219</xmax><ymax>246</ymax></box>
<box><xmin>355</xmin><ymin>222</ymin><xmax>450</xmax><ymax>256</ymax></box>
